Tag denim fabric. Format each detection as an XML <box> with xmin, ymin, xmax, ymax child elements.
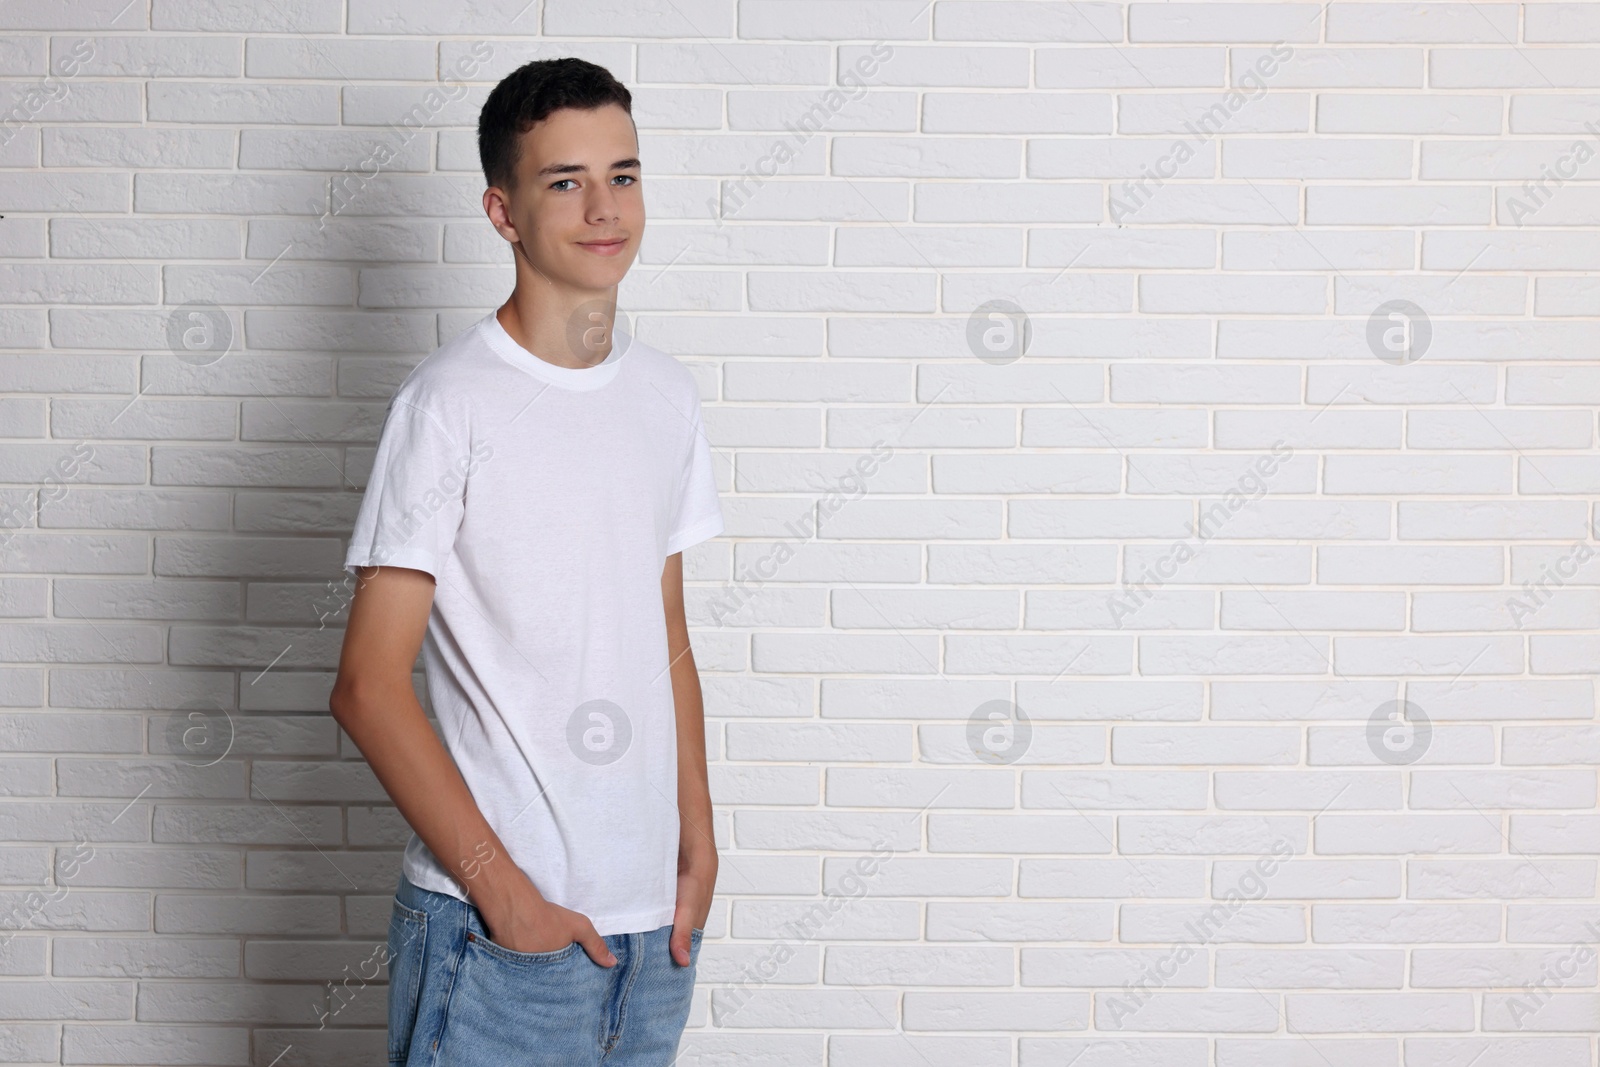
<box><xmin>387</xmin><ymin>873</ymin><xmax>701</xmax><ymax>1066</ymax></box>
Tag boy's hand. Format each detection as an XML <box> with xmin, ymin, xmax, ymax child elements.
<box><xmin>477</xmin><ymin>873</ymin><xmax>615</xmax><ymax>967</ymax></box>
<box><xmin>670</xmin><ymin>846</ymin><xmax>717</xmax><ymax>966</ymax></box>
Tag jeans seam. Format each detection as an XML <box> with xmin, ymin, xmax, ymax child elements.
<box><xmin>601</xmin><ymin>933</ymin><xmax>645</xmax><ymax>1058</ymax></box>
<box><xmin>425</xmin><ymin>900</ymin><xmax>471</xmax><ymax>1067</ymax></box>
<box><xmin>388</xmin><ymin>903</ymin><xmax>428</xmax><ymax>1064</ymax></box>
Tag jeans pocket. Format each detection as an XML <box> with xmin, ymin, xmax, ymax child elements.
<box><xmin>467</xmin><ymin>929</ymin><xmax>583</xmax><ymax>966</ymax></box>
<box><xmin>386</xmin><ymin>899</ymin><xmax>428</xmax><ymax>1064</ymax></box>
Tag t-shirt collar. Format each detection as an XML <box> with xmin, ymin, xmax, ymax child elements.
<box><xmin>478</xmin><ymin>308</ymin><xmax>630</xmax><ymax>391</ymax></box>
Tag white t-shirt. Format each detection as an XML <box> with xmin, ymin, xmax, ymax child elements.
<box><xmin>344</xmin><ymin>308</ymin><xmax>724</xmax><ymax>935</ymax></box>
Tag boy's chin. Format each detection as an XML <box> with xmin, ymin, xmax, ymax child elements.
<box><xmin>540</xmin><ymin>257</ymin><xmax>633</xmax><ymax>292</ymax></box>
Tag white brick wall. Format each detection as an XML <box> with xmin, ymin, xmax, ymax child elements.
<box><xmin>1</xmin><ymin>1</ymin><xmax>1597</xmax><ymax>1064</ymax></box>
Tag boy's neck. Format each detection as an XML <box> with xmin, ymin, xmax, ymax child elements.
<box><xmin>496</xmin><ymin>292</ymin><xmax>620</xmax><ymax>370</ymax></box>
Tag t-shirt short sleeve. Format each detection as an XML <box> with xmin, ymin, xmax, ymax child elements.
<box><xmin>664</xmin><ymin>393</ymin><xmax>723</xmax><ymax>556</ymax></box>
<box><xmin>344</xmin><ymin>390</ymin><xmax>474</xmax><ymax>580</ymax></box>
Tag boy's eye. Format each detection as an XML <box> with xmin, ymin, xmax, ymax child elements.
<box><xmin>613</xmin><ymin>174</ymin><xmax>637</xmax><ymax>186</ymax></box>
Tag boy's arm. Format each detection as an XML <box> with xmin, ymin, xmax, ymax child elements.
<box><xmin>662</xmin><ymin>550</ymin><xmax>719</xmax><ymax>967</ymax></box>
<box><xmin>329</xmin><ymin>564</ymin><xmax>616</xmax><ymax>966</ymax></box>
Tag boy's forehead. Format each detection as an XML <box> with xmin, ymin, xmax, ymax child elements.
<box><xmin>518</xmin><ymin>105</ymin><xmax>637</xmax><ymax>169</ymax></box>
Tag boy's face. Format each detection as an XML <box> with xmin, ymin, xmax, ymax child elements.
<box><xmin>492</xmin><ymin>102</ymin><xmax>643</xmax><ymax>293</ymax></box>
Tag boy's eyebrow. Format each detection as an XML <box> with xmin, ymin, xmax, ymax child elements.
<box><xmin>536</xmin><ymin>158</ymin><xmax>642</xmax><ymax>178</ymax></box>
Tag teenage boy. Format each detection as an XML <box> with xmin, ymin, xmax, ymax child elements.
<box><xmin>330</xmin><ymin>58</ymin><xmax>723</xmax><ymax>1066</ymax></box>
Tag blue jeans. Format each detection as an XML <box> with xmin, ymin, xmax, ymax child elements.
<box><xmin>387</xmin><ymin>874</ymin><xmax>702</xmax><ymax>1066</ymax></box>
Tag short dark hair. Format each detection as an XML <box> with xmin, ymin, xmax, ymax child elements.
<box><xmin>477</xmin><ymin>57</ymin><xmax>633</xmax><ymax>194</ymax></box>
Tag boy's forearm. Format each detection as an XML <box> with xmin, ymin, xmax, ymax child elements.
<box><xmin>670</xmin><ymin>654</ymin><xmax>717</xmax><ymax>864</ymax></box>
<box><xmin>333</xmin><ymin>679</ymin><xmax>538</xmax><ymax>911</ymax></box>
<box><xmin>677</xmin><ymin>756</ymin><xmax>716</xmax><ymax>863</ymax></box>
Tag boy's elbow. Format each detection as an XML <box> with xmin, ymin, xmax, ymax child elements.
<box><xmin>328</xmin><ymin>675</ymin><xmax>370</xmax><ymax>724</ymax></box>
<box><xmin>328</xmin><ymin>683</ymin><xmax>349</xmax><ymax>724</ymax></box>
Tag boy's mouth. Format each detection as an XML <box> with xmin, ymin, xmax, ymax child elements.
<box><xmin>578</xmin><ymin>237</ymin><xmax>627</xmax><ymax>255</ymax></box>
